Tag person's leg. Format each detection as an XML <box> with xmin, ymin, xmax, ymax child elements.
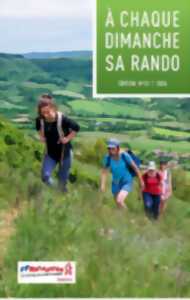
<box><xmin>143</xmin><ymin>192</ymin><xmax>153</xmax><ymax>218</ymax></box>
<box><xmin>160</xmin><ymin>197</ymin><xmax>166</xmax><ymax>215</ymax></box>
<box><xmin>115</xmin><ymin>190</ymin><xmax>128</xmax><ymax>209</ymax></box>
<box><xmin>58</xmin><ymin>153</ymin><xmax>72</xmax><ymax>192</ymax></box>
<box><xmin>160</xmin><ymin>189</ymin><xmax>171</xmax><ymax>214</ymax></box>
<box><xmin>114</xmin><ymin>181</ymin><xmax>132</xmax><ymax>209</ymax></box>
<box><xmin>41</xmin><ymin>154</ymin><xmax>57</xmax><ymax>186</ymax></box>
<box><xmin>152</xmin><ymin>195</ymin><xmax>161</xmax><ymax>219</ymax></box>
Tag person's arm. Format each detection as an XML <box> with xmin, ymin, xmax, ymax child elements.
<box><xmin>168</xmin><ymin>172</ymin><xmax>173</xmax><ymax>195</ymax></box>
<box><xmin>59</xmin><ymin>116</ymin><xmax>80</xmax><ymax>144</ymax></box>
<box><xmin>130</xmin><ymin>160</ymin><xmax>144</xmax><ymax>190</ymax></box>
<box><xmin>100</xmin><ymin>168</ymin><xmax>109</xmax><ymax>192</ymax></box>
<box><xmin>60</xmin><ymin>131</ymin><xmax>77</xmax><ymax>144</ymax></box>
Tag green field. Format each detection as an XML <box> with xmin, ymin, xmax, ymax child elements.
<box><xmin>159</xmin><ymin>122</ymin><xmax>190</xmax><ymax>130</ymax></box>
<box><xmin>0</xmin><ymin>100</ymin><xmax>27</xmax><ymax>111</ymax></box>
<box><xmin>78</xmin><ymin>131</ymin><xmax>190</xmax><ymax>154</ymax></box>
<box><xmin>9</xmin><ymin>96</ymin><xmax>24</xmax><ymax>104</ymax></box>
<box><xmin>69</xmin><ymin>100</ymin><xmax>158</xmax><ymax>119</ymax></box>
<box><xmin>153</xmin><ymin>127</ymin><xmax>190</xmax><ymax>138</ymax></box>
<box><xmin>21</xmin><ymin>81</ymin><xmax>59</xmax><ymax>90</ymax></box>
<box><xmin>53</xmin><ymin>89</ymin><xmax>85</xmax><ymax>99</ymax></box>
<box><xmin>81</xmin><ymin>117</ymin><xmax>149</xmax><ymax>124</ymax></box>
<box><xmin>66</xmin><ymin>81</ymin><xmax>84</xmax><ymax>93</ymax></box>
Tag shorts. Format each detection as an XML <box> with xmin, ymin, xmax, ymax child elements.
<box><xmin>112</xmin><ymin>180</ymin><xmax>133</xmax><ymax>196</ymax></box>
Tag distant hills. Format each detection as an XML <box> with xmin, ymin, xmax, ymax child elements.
<box><xmin>0</xmin><ymin>52</ymin><xmax>91</xmax><ymax>83</ymax></box>
<box><xmin>0</xmin><ymin>53</ymin><xmax>24</xmax><ymax>59</ymax></box>
<box><xmin>0</xmin><ymin>51</ymin><xmax>189</xmax><ymax>125</ymax></box>
<box><xmin>23</xmin><ymin>51</ymin><xmax>92</xmax><ymax>60</ymax></box>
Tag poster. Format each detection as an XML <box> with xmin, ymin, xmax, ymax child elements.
<box><xmin>0</xmin><ymin>0</ymin><xmax>190</xmax><ymax>298</ymax></box>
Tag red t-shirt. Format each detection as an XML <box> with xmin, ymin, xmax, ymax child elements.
<box><xmin>143</xmin><ymin>172</ymin><xmax>162</xmax><ymax>195</ymax></box>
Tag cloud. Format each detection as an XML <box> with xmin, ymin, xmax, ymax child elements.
<box><xmin>0</xmin><ymin>0</ymin><xmax>93</xmax><ymax>18</ymax></box>
<box><xmin>0</xmin><ymin>0</ymin><xmax>93</xmax><ymax>53</ymax></box>
<box><xmin>0</xmin><ymin>16</ymin><xmax>92</xmax><ymax>53</ymax></box>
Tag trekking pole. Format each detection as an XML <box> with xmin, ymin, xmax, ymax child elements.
<box><xmin>60</xmin><ymin>144</ymin><xmax>65</xmax><ymax>166</ymax></box>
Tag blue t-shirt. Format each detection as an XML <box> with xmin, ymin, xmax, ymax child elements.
<box><xmin>103</xmin><ymin>153</ymin><xmax>133</xmax><ymax>184</ymax></box>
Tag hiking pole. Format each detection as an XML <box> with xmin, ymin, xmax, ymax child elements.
<box><xmin>60</xmin><ymin>144</ymin><xmax>65</xmax><ymax>167</ymax></box>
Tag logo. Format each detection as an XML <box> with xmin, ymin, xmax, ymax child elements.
<box><xmin>18</xmin><ymin>262</ymin><xmax>76</xmax><ymax>284</ymax></box>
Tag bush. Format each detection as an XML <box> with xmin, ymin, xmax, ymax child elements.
<box><xmin>76</xmin><ymin>138</ymin><xmax>107</xmax><ymax>166</ymax></box>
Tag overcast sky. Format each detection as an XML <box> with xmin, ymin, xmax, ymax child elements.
<box><xmin>0</xmin><ymin>0</ymin><xmax>93</xmax><ymax>53</ymax></box>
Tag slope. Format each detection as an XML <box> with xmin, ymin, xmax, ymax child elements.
<box><xmin>0</xmin><ymin>116</ymin><xmax>189</xmax><ymax>297</ymax></box>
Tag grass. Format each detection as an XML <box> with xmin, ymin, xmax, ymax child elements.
<box><xmin>2</xmin><ymin>179</ymin><xmax>190</xmax><ymax>297</ymax></box>
<box><xmin>0</xmin><ymin>119</ymin><xmax>190</xmax><ymax>297</ymax></box>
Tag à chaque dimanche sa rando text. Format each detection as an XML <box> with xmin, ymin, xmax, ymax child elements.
<box><xmin>104</xmin><ymin>9</ymin><xmax>181</xmax><ymax>72</ymax></box>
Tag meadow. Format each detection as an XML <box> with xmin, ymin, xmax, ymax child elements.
<box><xmin>69</xmin><ymin>100</ymin><xmax>158</xmax><ymax>119</ymax></box>
<box><xmin>153</xmin><ymin>127</ymin><xmax>190</xmax><ymax>138</ymax></box>
<box><xmin>0</xmin><ymin>120</ymin><xmax>190</xmax><ymax>297</ymax></box>
<box><xmin>0</xmin><ymin>52</ymin><xmax>190</xmax><ymax>297</ymax></box>
<box><xmin>78</xmin><ymin>131</ymin><xmax>190</xmax><ymax>154</ymax></box>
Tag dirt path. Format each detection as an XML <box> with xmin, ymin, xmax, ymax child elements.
<box><xmin>0</xmin><ymin>208</ymin><xmax>19</xmax><ymax>266</ymax></box>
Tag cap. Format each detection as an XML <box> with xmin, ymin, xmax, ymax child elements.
<box><xmin>107</xmin><ymin>138</ymin><xmax>120</xmax><ymax>149</ymax></box>
<box><xmin>147</xmin><ymin>161</ymin><xmax>156</xmax><ymax>170</ymax></box>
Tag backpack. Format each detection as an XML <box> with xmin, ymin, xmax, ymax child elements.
<box><xmin>105</xmin><ymin>150</ymin><xmax>141</xmax><ymax>177</ymax></box>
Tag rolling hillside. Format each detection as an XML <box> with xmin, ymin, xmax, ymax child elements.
<box><xmin>0</xmin><ymin>116</ymin><xmax>190</xmax><ymax>297</ymax></box>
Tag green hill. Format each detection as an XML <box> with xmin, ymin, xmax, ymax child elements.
<box><xmin>0</xmin><ymin>51</ymin><xmax>190</xmax><ymax>296</ymax></box>
<box><xmin>31</xmin><ymin>57</ymin><xmax>91</xmax><ymax>83</ymax></box>
<box><xmin>24</xmin><ymin>51</ymin><xmax>92</xmax><ymax>60</ymax></box>
<box><xmin>0</xmin><ymin>54</ymin><xmax>92</xmax><ymax>121</ymax></box>
<box><xmin>0</xmin><ymin>54</ymin><xmax>49</xmax><ymax>82</ymax></box>
<box><xmin>0</xmin><ymin>115</ymin><xmax>190</xmax><ymax>297</ymax></box>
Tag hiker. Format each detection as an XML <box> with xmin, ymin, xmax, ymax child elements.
<box><xmin>142</xmin><ymin>161</ymin><xmax>162</xmax><ymax>220</ymax></box>
<box><xmin>159</xmin><ymin>160</ymin><xmax>172</xmax><ymax>214</ymax></box>
<box><xmin>100</xmin><ymin>138</ymin><xmax>144</xmax><ymax>209</ymax></box>
<box><xmin>36</xmin><ymin>94</ymin><xmax>80</xmax><ymax>192</ymax></box>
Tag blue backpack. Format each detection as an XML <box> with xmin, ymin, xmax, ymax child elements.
<box><xmin>105</xmin><ymin>150</ymin><xmax>141</xmax><ymax>177</ymax></box>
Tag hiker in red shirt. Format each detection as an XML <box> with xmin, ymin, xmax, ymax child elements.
<box><xmin>142</xmin><ymin>161</ymin><xmax>162</xmax><ymax>220</ymax></box>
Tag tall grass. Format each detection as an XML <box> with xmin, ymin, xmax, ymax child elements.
<box><xmin>2</xmin><ymin>176</ymin><xmax>190</xmax><ymax>297</ymax></box>
<box><xmin>0</xmin><ymin>122</ymin><xmax>190</xmax><ymax>297</ymax></box>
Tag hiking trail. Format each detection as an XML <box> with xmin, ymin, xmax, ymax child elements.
<box><xmin>0</xmin><ymin>207</ymin><xmax>19</xmax><ymax>266</ymax></box>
